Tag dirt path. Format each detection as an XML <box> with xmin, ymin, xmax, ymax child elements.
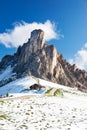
<box><xmin>0</xmin><ymin>94</ymin><xmax>38</xmax><ymax>101</ymax></box>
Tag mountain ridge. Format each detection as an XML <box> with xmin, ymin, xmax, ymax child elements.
<box><xmin>0</xmin><ymin>29</ymin><xmax>87</xmax><ymax>92</ymax></box>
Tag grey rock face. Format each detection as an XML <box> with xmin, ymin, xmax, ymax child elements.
<box><xmin>18</xmin><ymin>29</ymin><xmax>44</xmax><ymax>64</ymax></box>
<box><xmin>0</xmin><ymin>29</ymin><xmax>87</xmax><ymax>92</ymax></box>
<box><xmin>30</xmin><ymin>29</ymin><xmax>44</xmax><ymax>51</ymax></box>
<box><xmin>0</xmin><ymin>55</ymin><xmax>13</xmax><ymax>69</ymax></box>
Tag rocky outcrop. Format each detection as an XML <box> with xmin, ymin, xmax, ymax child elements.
<box><xmin>0</xmin><ymin>55</ymin><xmax>13</xmax><ymax>69</ymax></box>
<box><xmin>29</xmin><ymin>29</ymin><xmax>44</xmax><ymax>52</ymax></box>
<box><xmin>13</xmin><ymin>29</ymin><xmax>58</xmax><ymax>79</ymax></box>
<box><xmin>57</xmin><ymin>54</ymin><xmax>87</xmax><ymax>91</ymax></box>
<box><xmin>0</xmin><ymin>29</ymin><xmax>87</xmax><ymax>92</ymax></box>
<box><xmin>30</xmin><ymin>84</ymin><xmax>45</xmax><ymax>90</ymax></box>
<box><xmin>18</xmin><ymin>29</ymin><xmax>44</xmax><ymax>64</ymax></box>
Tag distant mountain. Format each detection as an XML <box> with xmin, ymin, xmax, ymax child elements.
<box><xmin>0</xmin><ymin>29</ymin><xmax>87</xmax><ymax>92</ymax></box>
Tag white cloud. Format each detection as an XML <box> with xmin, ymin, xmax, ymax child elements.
<box><xmin>69</xmin><ymin>43</ymin><xmax>87</xmax><ymax>71</ymax></box>
<box><xmin>0</xmin><ymin>20</ymin><xmax>59</xmax><ymax>48</ymax></box>
<box><xmin>84</xmin><ymin>43</ymin><xmax>87</xmax><ymax>48</ymax></box>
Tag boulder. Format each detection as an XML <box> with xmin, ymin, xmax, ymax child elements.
<box><xmin>30</xmin><ymin>84</ymin><xmax>45</xmax><ymax>90</ymax></box>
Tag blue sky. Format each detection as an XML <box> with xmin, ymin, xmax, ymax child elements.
<box><xmin>0</xmin><ymin>0</ymin><xmax>87</xmax><ymax>70</ymax></box>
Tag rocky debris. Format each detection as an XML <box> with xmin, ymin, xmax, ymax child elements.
<box><xmin>30</xmin><ymin>84</ymin><xmax>45</xmax><ymax>90</ymax></box>
<box><xmin>0</xmin><ymin>29</ymin><xmax>87</xmax><ymax>91</ymax></box>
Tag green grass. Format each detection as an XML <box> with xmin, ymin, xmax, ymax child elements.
<box><xmin>53</xmin><ymin>89</ymin><xmax>63</xmax><ymax>96</ymax></box>
<box><xmin>0</xmin><ymin>101</ymin><xmax>4</xmax><ymax>105</ymax></box>
<box><xmin>6</xmin><ymin>93</ymin><xmax>9</xmax><ymax>97</ymax></box>
<box><xmin>45</xmin><ymin>88</ymin><xmax>63</xmax><ymax>97</ymax></box>
<box><xmin>0</xmin><ymin>114</ymin><xmax>7</xmax><ymax>119</ymax></box>
<box><xmin>19</xmin><ymin>124</ymin><xmax>28</xmax><ymax>129</ymax></box>
<box><xmin>45</xmin><ymin>88</ymin><xmax>53</xmax><ymax>94</ymax></box>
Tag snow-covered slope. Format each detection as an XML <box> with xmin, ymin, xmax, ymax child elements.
<box><xmin>0</xmin><ymin>77</ymin><xmax>37</xmax><ymax>96</ymax></box>
<box><xmin>0</xmin><ymin>76</ymin><xmax>87</xmax><ymax>130</ymax></box>
<box><xmin>0</xmin><ymin>66</ymin><xmax>14</xmax><ymax>81</ymax></box>
<box><xmin>0</xmin><ymin>76</ymin><xmax>86</xmax><ymax>97</ymax></box>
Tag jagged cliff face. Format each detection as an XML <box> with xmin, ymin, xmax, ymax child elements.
<box><xmin>0</xmin><ymin>29</ymin><xmax>87</xmax><ymax>92</ymax></box>
<box><xmin>18</xmin><ymin>29</ymin><xmax>44</xmax><ymax>64</ymax></box>
<box><xmin>14</xmin><ymin>29</ymin><xmax>58</xmax><ymax>78</ymax></box>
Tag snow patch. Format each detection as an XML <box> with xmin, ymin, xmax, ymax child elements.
<box><xmin>0</xmin><ymin>66</ymin><xmax>14</xmax><ymax>81</ymax></box>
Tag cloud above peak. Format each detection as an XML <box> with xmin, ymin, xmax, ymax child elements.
<box><xmin>69</xmin><ymin>43</ymin><xmax>87</xmax><ymax>71</ymax></box>
<box><xmin>0</xmin><ymin>20</ymin><xmax>59</xmax><ymax>48</ymax></box>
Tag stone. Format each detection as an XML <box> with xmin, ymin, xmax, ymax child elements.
<box><xmin>30</xmin><ymin>84</ymin><xmax>45</xmax><ymax>90</ymax></box>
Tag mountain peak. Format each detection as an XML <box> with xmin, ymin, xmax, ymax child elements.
<box><xmin>30</xmin><ymin>29</ymin><xmax>44</xmax><ymax>39</ymax></box>
<box><xmin>16</xmin><ymin>29</ymin><xmax>45</xmax><ymax>64</ymax></box>
<box><xmin>0</xmin><ymin>29</ymin><xmax>87</xmax><ymax>92</ymax></box>
<box><xmin>29</xmin><ymin>29</ymin><xmax>44</xmax><ymax>53</ymax></box>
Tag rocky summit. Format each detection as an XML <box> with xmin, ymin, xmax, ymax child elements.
<box><xmin>0</xmin><ymin>29</ymin><xmax>87</xmax><ymax>92</ymax></box>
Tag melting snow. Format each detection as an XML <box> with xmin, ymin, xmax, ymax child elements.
<box><xmin>0</xmin><ymin>93</ymin><xmax>87</xmax><ymax>130</ymax></box>
<box><xmin>0</xmin><ymin>76</ymin><xmax>87</xmax><ymax>130</ymax></box>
